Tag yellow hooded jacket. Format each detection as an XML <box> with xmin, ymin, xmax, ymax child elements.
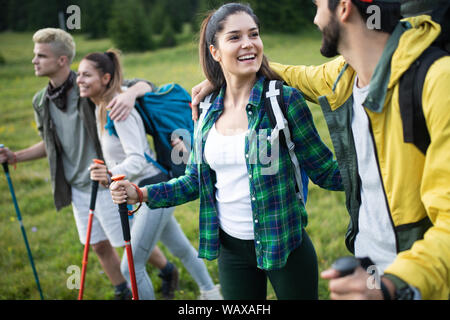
<box><xmin>271</xmin><ymin>16</ymin><xmax>450</xmax><ymax>299</ymax></box>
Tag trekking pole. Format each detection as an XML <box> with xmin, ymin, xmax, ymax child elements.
<box><xmin>111</xmin><ymin>174</ymin><xmax>139</xmax><ymax>300</ymax></box>
<box><xmin>78</xmin><ymin>159</ymin><xmax>104</xmax><ymax>300</ymax></box>
<box><xmin>0</xmin><ymin>144</ymin><xmax>44</xmax><ymax>300</ymax></box>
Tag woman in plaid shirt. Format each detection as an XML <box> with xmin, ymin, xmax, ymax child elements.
<box><xmin>110</xmin><ymin>3</ymin><xmax>343</xmax><ymax>299</ymax></box>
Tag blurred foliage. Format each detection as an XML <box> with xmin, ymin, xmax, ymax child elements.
<box><xmin>0</xmin><ymin>0</ymin><xmax>316</xmax><ymax>49</ymax></box>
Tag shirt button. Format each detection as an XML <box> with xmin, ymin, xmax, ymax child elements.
<box><xmin>252</xmin><ymin>197</ymin><xmax>256</xmax><ymax>201</ymax></box>
<box><xmin>249</xmin><ymin>174</ymin><xmax>252</xmax><ymax>178</ymax></box>
<box><xmin>248</xmin><ymin>111</ymin><xmax>252</xmax><ymax>115</ymax></box>
<box><xmin>256</xmin><ymin>240</ymin><xmax>260</xmax><ymax>245</ymax></box>
<box><xmin>245</xmin><ymin>154</ymin><xmax>249</xmax><ymax>158</ymax></box>
<box><xmin>255</xmin><ymin>219</ymin><xmax>258</xmax><ymax>223</ymax></box>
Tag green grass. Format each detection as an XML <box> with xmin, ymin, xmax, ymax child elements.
<box><xmin>0</xmin><ymin>29</ymin><xmax>349</xmax><ymax>300</ymax></box>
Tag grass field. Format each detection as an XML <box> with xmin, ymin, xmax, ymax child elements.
<box><xmin>0</xmin><ymin>29</ymin><xmax>350</xmax><ymax>300</ymax></box>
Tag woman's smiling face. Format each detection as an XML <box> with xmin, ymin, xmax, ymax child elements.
<box><xmin>210</xmin><ymin>12</ymin><xmax>264</xmax><ymax>81</ymax></box>
<box><xmin>76</xmin><ymin>59</ymin><xmax>110</xmax><ymax>100</ymax></box>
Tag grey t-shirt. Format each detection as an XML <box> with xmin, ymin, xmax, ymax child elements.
<box><xmin>48</xmin><ymin>87</ymin><xmax>97</xmax><ymax>192</ymax></box>
<box><xmin>351</xmin><ymin>77</ymin><xmax>397</xmax><ymax>272</ymax></box>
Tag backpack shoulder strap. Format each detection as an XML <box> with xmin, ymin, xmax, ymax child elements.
<box><xmin>195</xmin><ymin>91</ymin><xmax>219</xmax><ymax>137</ymax></box>
<box><xmin>399</xmin><ymin>46</ymin><xmax>449</xmax><ymax>154</ymax></box>
<box><xmin>264</xmin><ymin>79</ymin><xmax>305</xmax><ymax>203</ymax></box>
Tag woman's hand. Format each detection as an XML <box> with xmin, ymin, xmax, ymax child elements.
<box><xmin>89</xmin><ymin>162</ymin><xmax>109</xmax><ymax>186</ymax></box>
<box><xmin>191</xmin><ymin>79</ymin><xmax>215</xmax><ymax>121</ymax></box>
<box><xmin>110</xmin><ymin>180</ymin><xmax>140</xmax><ymax>205</ymax></box>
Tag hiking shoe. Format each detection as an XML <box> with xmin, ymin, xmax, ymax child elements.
<box><xmin>198</xmin><ymin>284</ymin><xmax>223</xmax><ymax>300</ymax></box>
<box><xmin>158</xmin><ymin>264</ymin><xmax>179</xmax><ymax>299</ymax></box>
<box><xmin>114</xmin><ymin>287</ymin><xmax>133</xmax><ymax>300</ymax></box>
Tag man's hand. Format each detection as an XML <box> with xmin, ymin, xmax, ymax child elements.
<box><xmin>107</xmin><ymin>90</ymin><xmax>136</xmax><ymax>121</ymax></box>
<box><xmin>108</xmin><ymin>81</ymin><xmax>152</xmax><ymax>121</ymax></box>
<box><xmin>321</xmin><ymin>266</ymin><xmax>392</xmax><ymax>300</ymax></box>
<box><xmin>191</xmin><ymin>79</ymin><xmax>214</xmax><ymax>121</ymax></box>
<box><xmin>0</xmin><ymin>146</ymin><xmax>15</xmax><ymax>164</ymax></box>
<box><xmin>0</xmin><ymin>141</ymin><xmax>46</xmax><ymax>164</ymax></box>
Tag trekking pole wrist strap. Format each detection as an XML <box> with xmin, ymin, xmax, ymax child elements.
<box><xmin>127</xmin><ymin>183</ymin><xmax>143</xmax><ymax>216</ymax></box>
<box><xmin>11</xmin><ymin>152</ymin><xmax>17</xmax><ymax>170</ymax></box>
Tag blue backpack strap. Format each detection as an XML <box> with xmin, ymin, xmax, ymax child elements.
<box><xmin>105</xmin><ymin>111</ymin><xmax>118</xmax><ymax>137</ymax></box>
<box><xmin>144</xmin><ymin>152</ymin><xmax>169</xmax><ymax>176</ymax></box>
<box><xmin>105</xmin><ymin>111</ymin><xmax>169</xmax><ymax>176</ymax></box>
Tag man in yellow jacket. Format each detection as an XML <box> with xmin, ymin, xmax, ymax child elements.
<box><xmin>272</xmin><ymin>0</ymin><xmax>450</xmax><ymax>300</ymax></box>
<box><xmin>191</xmin><ymin>0</ymin><xmax>449</xmax><ymax>300</ymax></box>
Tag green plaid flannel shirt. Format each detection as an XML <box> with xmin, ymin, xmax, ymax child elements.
<box><xmin>146</xmin><ymin>76</ymin><xmax>343</xmax><ymax>270</ymax></box>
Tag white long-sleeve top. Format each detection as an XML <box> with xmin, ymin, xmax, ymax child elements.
<box><xmin>95</xmin><ymin>106</ymin><xmax>161</xmax><ymax>184</ymax></box>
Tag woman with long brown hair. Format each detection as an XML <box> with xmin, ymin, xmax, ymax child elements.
<box><xmin>110</xmin><ymin>3</ymin><xmax>343</xmax><ymax>299</ymax></box>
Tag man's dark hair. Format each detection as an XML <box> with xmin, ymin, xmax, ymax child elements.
<box><xmin>327</xmin><ymin>0</ymin><xmax>401</xmax><ymax>33</ymax></box>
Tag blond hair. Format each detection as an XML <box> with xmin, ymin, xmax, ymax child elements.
<box><xmin>33</xmin><ymin>28</ymin><xmax>76</xmax><ymax>64</ymax></box>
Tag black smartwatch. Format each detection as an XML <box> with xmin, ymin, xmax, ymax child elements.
<box><xmin>383</xmin><ymin>274</ymin><xmax>419</xmax><ymax>300</ymax></box>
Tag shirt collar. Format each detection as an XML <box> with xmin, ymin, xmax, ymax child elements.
<box><xmin>210</xmin><ymin>76</ymin><xmax>266</xmax><ymax>112</ymax></box>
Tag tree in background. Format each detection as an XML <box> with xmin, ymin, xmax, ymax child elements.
<box><xmin>2</xmin><ymin>0</ymin><xmax>82</xmax><ymax>32</ymax></box>
<box><xmin>0</xmin><ymin>0</ymin><xmax>10</xmax><ymax>31</ymax></box>
<box><xmin>108</xmin><ymin>0</ymin><xmax>155</xmax><ymax>52</ymax></box>
<box><xmin>192</xmin><ymin>0</ymin><xmax>224</xmax><ymax>33</ymax></box>
<box><xmin>80</xmin><ymin>0</ymin><xmax>112</xmax><ymax>39</ymax></box>
<box><xmin>247</xmin><ymin>0</ymin><xmax>316</xmax><ymax>33</ymax></box>
<box><xmin>0</xmin><ymin>0</ymin><xmax>317</xmax><ymax>42</ymax></box>
<box><xmin>192</xmin><ymin>0</ymin><xmax>315</xmax><ymax>34</ymax></box>
<box><xmin>159</xmin><ymin>17</ymin><xmax>177</xmax><ymax>48</ymax></box>
<box><xmin>149</xmin><ymin>0</ymin><xmax>166</xmax><ymax>35</ymax></box>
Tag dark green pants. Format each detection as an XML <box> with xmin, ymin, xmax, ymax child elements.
<box><xmin>218</xmin><ymin>228</ymin><xmax>318</xmax><ymax>300</ymax></box>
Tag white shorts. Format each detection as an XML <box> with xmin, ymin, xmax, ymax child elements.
<box><xmin>72</xmin><ymin>186</ymin><xmax>125</xmax><ymax>247</ymax></box>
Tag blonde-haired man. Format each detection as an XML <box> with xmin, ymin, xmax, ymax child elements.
<box><xmin>33</xmin><ymin>28</ymin><xmax>76</xmax><ymax>64</ymax></box>
<box><xmin>0</xmin><ymin>28</ymin><xmax>159</xmax><ymax>299</ymax></box>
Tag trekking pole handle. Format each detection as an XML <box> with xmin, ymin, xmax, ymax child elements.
<box><xmin>89</xmin><ymin>159</ymin><xmax>104</xmax><ymax>211</ymax></box>
<box><xmin>0</xmin><ymin>144</ymin><xmax>9</xmax><ymax>173</ymax></box>
<box><xmin>111</xmin><ymin>174</ymin><xmax>131</xmax><ymax>242</ymax></box>
<box><xmin>331</xmin><ymin>256</ymin><xmax>360</xmax><ymax>277</ymax></box>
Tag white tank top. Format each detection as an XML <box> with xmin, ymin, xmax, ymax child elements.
<box><xmin>204</xmin><ymin>123</ymin><xmax>254</xmax><ymax>240</ymax></box>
